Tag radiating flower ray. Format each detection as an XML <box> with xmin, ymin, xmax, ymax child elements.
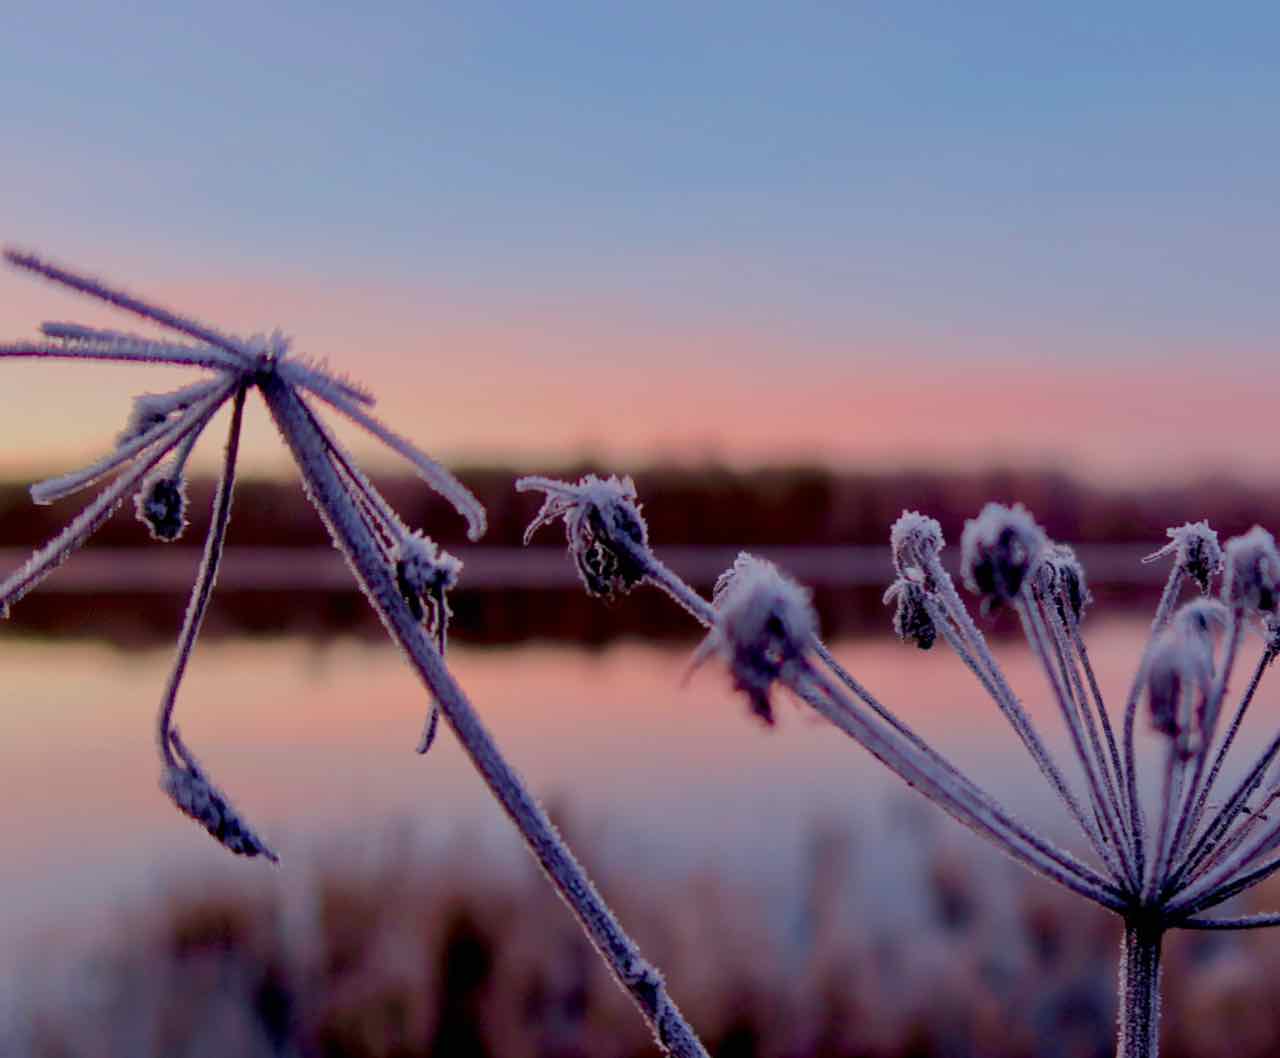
<box><xmin>30</xmin><ymin>378</ymin><xmax>229</xmax><ymax>504</ymax></box>
<box><xmin>303</xmin><ymin>379</ymin><xmax>487</xmax><ymax>542</ymax></box>
<box><xmin>0</xmin><ymin>379</ymin><xmax>237</xmax><ymax>615</ymax></box>
<box><xmin>4</xmin><ymin>249</ymin><xmax>255</xmax><ymax>362</ymax></box>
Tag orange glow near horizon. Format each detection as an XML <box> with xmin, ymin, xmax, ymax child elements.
<box><xmin>0</xmin><ymin>270</ymin><xmax>1274</xmax><ymax>485</ymax></box>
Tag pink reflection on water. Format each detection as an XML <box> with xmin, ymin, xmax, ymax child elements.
<box><xmin>1</xmin><ymin>616</ymin><xmax>1275</xmax><ymax>960</ymax></box>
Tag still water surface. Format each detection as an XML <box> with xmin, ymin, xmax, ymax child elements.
<box><xmin>8</xmin><ymin>616</ymin><xmax>1248</xmax><ymax>962</ymax></box>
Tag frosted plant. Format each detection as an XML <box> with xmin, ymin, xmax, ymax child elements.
<box><xmin>0</xmin><ymin>251</ymin><xmax>709</xmax><ymax>1058</ymax></box>
<box><xmin>522</xmin><ymin>476</ymin><xmax>1280</xmax><ymax>1058</ymax></box>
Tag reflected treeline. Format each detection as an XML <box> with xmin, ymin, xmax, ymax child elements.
<box><xmin>0</xmin><ymin>463</ymin><xmax>1275</xmax><ymax>645</ymax></box>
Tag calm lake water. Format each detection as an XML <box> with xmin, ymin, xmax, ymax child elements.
<box><xmin>1</xmin><ymin>616</ymin><xmax>1275</xmax><ymax>1012</ymax></box>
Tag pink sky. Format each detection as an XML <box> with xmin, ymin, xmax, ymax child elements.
<box><xmin>0</xmin><ymin>269</ymin><xmax>1273</xmax><ymax>486</ymax></box>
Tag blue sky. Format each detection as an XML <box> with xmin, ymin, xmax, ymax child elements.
<box><xmin>1</xmin><ymin>3</ymin><xmax>1276</xmax><ymax>477</ymax></box>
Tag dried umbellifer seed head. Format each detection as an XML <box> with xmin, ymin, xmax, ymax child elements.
<box><xmin>1037</xmin><ymin>544</ymin><xmax>1091</xmax><ymax>622</ymax></box>
<box><xmin>135</xmin><ymin>474</ymin><xmax>188</xmax><ymax>542</ymax></box>
<box><xmin>885</xmin><ymin>577</ymin><xmax>936</xmax><ymax>650</ymax></box>
<box><xmin>890</xmin><ymin>510</ymin><xmax>944</xmax><ymax>579</ymax></box>
<box><xmin>518</xmin><ymin>474</ymin><xmax>650</xmax><ymax>600</ymax></box>
<box><xmin>1145</xmin><ymin>521</ymin><xmax>1223</xmax><ymax>595</ymax></box>
<box><xmin>392</xmin><ymin>531</ymin><xmax>461</xmax><ymax>622</ymax></box>
<box><xmin>961</xmin><ymin>503</ymin><xmax>1046</xmax><ymax>606</ymax></box>
<box><xmin>695</xmin><ymin>553</ymin><xmax>819</xmax><ymax>725</ymax></box>
<box><xmin>1223</xmin><ymin>526</ymin><xmax>1280</xmax><ymax>615</ymax></box>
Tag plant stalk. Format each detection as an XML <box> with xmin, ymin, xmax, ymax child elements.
<box><xmin>1117</xmin><ymin>920</ymin><xmax>1164</xmax><ymax>1058</ymax></box>
<box><xmin>261</xmin><ymin>377</ymin><xmax>708</xmax><ymax>1058</ymax></box>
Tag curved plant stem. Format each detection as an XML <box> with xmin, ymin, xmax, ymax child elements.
<box><xmin>157</xmin><ymin>386</ymin><xmax>248</xmax><ymax>764</ymax></box>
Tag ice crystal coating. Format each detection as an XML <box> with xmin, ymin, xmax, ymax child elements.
<box><xmin>162</xmin><ymin>730</ymin><xmax>277</xmax><ymax>861</ymax></box>
<box><xmin>1145</xmin><ymin>600</ymin><xmax>1227</xmax><ymax>755</ymax></box>
<box><xmin>1144</xmin><ymin>521</ymin><xmax>1223</xmax><ymax>595</ymax></box>
<box><xmin>0</xmin><ymin>250</ymin><xmax>490</xmax><ymax>859</ymax></box>
<box><xmin>517</xmin><ymin>474</ymin><xmax>649</xmax><ymax>599</ymax></box>
<box><xmin>115</xmin><ymin>380</ymin><xmax>220</xmax><ymax>446</ymax></box>
<box><xmin>890</xmin><ymin>510</ymin><xmax>944</xmax><ymax>577</ymax></box>
<box><xmin>118</xmin><ymin>394</ymin><xmax>171</xmax><ymax>444</ymax></box>
<box><xmin>960</xmin><ymin>503</ymin><xmax>1046</xmax><ymax>606</ymax></box>
<box><xmin>135</xmin><ymin>472</ymin><xmax>188</xmax><ymax>542</ymax></box>
<box><xmin>692</xmin><ymin>553</ymin><xmax>818</xmax><ymax>725</ymax></box>
<box><xmin>1223</xmin><ymin>527</ymin><xmax>1280</xmax><ymax>615</ymax></box>
<box><xmin>393</xmin><ymin>531</ymin><xmax>461</xmax><ymax>623</ymax></box>
<box><xmin>1037</xmin><ymin>543</ymin><xmax>1091</xmax><ymax>621</ymax></box>
<box><xmin>884</xmin><ymin>575</ymin><xmax>936</xmax><ymax>650</ymax></box>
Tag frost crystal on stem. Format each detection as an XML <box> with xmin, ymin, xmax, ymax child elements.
<box><xmin>1145</xmin><ymin>521</ymin><xmax>1223</xmax><ymax>595</ymax></box>
<box><xmin>0</xmin><ymin>250</ymin><xmax>709</xmax><ymax>1058</ymax></box>
<box><xmin>517</xmin><ymin>474</ymin><xmax>649</xmax><ymax>598</ymax></box>
<box><xmin>528</xmin><ymin>471</ymin><xmax>1280</xmax><ymax>1058</ymax></box>
<box><xmin>689</xmin><ymin>553</ymin><xmax>818</xmax><ymax>725</ymax></box>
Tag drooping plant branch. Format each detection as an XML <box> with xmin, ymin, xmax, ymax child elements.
<box><xmin>0</xmin><ymin>251</ymin><xmax>709</xmax><ymax>1058</ymax></box>
<box><xmin>519</xmin><ymin>473</ymin><xmax>1280</xmax><ymax>1058</ymax></box>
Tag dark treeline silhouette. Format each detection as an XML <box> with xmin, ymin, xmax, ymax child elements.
<box><xmin>1</xmin><ymin>463</ymin><xmax>1276</xmax><ymax>645</ymax></box>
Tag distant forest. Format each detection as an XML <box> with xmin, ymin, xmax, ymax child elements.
<box><xmin>1</xmin><ymin>464</ymin><xmax>1276</xmax><ymax>645</ymax></box>
<box><xmin>3</xmin><ymin>463</ymin><xmax>1276</xmax><ymax>551</ymax></box>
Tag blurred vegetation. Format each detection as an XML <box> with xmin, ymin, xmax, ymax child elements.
<box><xmin>12</xmin><ymin>807</ymin><xmax>1280</xmax><ymax>1058</ymax></box>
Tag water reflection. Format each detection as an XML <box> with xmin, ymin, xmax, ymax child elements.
<box><xmin>8</xmin><ymin>617</ymin><xmax>1246</xmax><ymax>953</ymax></box>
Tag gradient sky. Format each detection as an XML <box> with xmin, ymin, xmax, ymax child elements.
<box><xmin>1</xmin><ymin>2</ymin><xmax>1276</xmax><ymax>482</ymax></box>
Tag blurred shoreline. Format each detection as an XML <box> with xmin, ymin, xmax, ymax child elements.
<box><xmin>1</xmin><ymin>462</ymin><xmax>1275</xmax><ymax>644</ymax></box>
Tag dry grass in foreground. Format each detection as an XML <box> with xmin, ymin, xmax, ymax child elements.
<box><xmin>10</xmin><ymin>811</ymin><xmax>1280</xmax><ymax>1058</ymax></box>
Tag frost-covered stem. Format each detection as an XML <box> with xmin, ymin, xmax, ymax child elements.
<box><xmin>1173</xmin><ymin>718</ymin><xmax>1280</xmax><ymax>892</ymax></box>
<box><xmin>1018</xmin><ymin>589</ymin><xmax>1130</xmax><ymax>884</ymax></box>
<box><xmin>261</xmin><ymin>378</ymin><xmax>708</xmax><ymax>1058</ymax></box>
<box><xmin>793</xmin><ymin>666</ymin><xmax>1126</xmax><ymax>910</ymax></box>
<box><xmin>621</xmin><ymin>540</ymin><xmax>1121</xmax><ymax>902</ymax></box>
<box><xmin>30</xmin><ymin>378</ymin><xmax>226</xmax><ymax>504</ymax></box>
<box><xmin>3</xmin><ymin>249</ymin><xmax>254</xmax><ymax>364</ymax></box>
<box><xmin>1174</xmin><ymin>638</ymin><xmax>1272</xmax><ymax>879</ymax></box>
<box><xmin>0</xmin><ymin>382</ymin><xmax>233</xmax><ymax>613</ymax></box>
<box><xmin>1123</xmin><ymin>567</ymin><xmax>1185</xmax><ymax>888</ymax></box>
<box><xmin>919</xmin><ymin>556</ymin><xmax>1104</xmax><ymax>850</ymax></box>
<box><xmin>1180</xmin><ymin>912</ymin><xmax>1280</xmax><ymax>930</ymax></box>
<box><xmin>1165</xmin><ymin>612</ymin><xmax>1243</xmax><ymax>876</ymax></box>
<box><xmin>1189</xmin><ymin>786</ymin><xmax>1280</xmax><ymax>885</ymax></box>
<box><xmin>295</xmin><ymin>393</ymin><xmax>406</xmax><ymax>555</ymax></box>
<box><xmin>918</xmin><ymin>594</ymin><xmax>1122</xmax><ymax>885</ymax></box>
<box><xmin>919</xmin><ymin>567</ymin><xmax>1110</xmax><ymax>874</ymax></box>
<box><xmin>811</xmin><ymin>639</ymin><xmax>1118</xmax><ymax>893</ymax></box>
<box><xmin>921</xmin><ymin>597</ymin><xmax>1011</xmax><ymax>709</ymax></box>
<box><xmin>1046</xmin><ymin>597</ymin><xmax>1136</xmax><ymax>880</ymax></box>
<box><xmin>0</xmin><ymin>336</ymin><xmax>246</xmax><ymax>371</ymax></box>
<box><xmin>301</xmin><ymin>379</ymin><xmax>486</xmax><ymax>541</ymax></box>
<box><xmin>1168</xmin><ymin>798</ymin><xmax>1280</xmax><ymax>915</ymax></box>
<box><xmin>1066</xmin><ymin>616</ymin><xmax>1132</xmax><ymax>832</ymax></box>
<box><xmin>628</xmin><ymin>548</ymin><xmax>718</xmax><ymax>627</ymax></box>
<box><xmin>157</xmin><ymin>387</ymin><xmax>247</xmax><ymax>765</ymax></box>
<box><xmin>921</xmin><ymin>554</ymin><xmax>1024</xmax><ymax>712</ymax></box>
<box><xmin>1147</xmin><ymin>748</ymin><xmax>1184</xmax><ymax>902</ymax></box>
<box><xmin>1117</xmin><ymin>921</ymin><xmax>1163</xmax><ymax>1058</ymax></box>
<box><xmin>1171</xmin><ymin>847</ymin><xmax>1280</xmax><ymax>917</ymax></box>
<box><xmin>814</xmin><ymin>642</ymin><xmax>940</xmax><ymax>760</ymax></box>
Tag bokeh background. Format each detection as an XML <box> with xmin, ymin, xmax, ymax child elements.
<box><xmin>1</xmin><ymin>4</ymin><xmax>1278</xmax><ymax>1056</ymax></box>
